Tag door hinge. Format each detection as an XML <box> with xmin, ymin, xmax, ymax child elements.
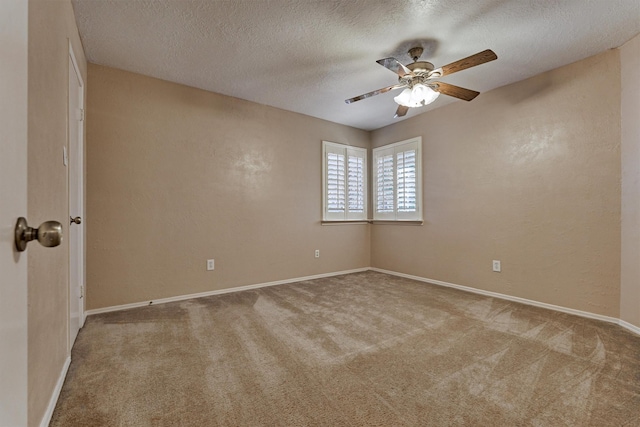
<box><xmin>76</xmin><ymin>108</ymin><xmax>85</xmax><ymax>122</ymax></box>
<box><xmin>80</xmin><ymin>285</ymin><xmax>84</xmax><ymax>298</ymax></box>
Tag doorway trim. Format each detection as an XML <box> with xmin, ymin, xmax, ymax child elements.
<box><xmin>68</xmin><ymin>39</ymin><xmax>86</xmax><ymax>351</ymax></box>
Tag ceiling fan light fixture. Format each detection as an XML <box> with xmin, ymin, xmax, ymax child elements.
<box><xmin>394</xmin><ymin>84</ymin><xmax>439</xmax><ymax>108</ymax></box>
<box><xmin>346</xmin><ymin>49</ymin><xmax>496</xmax><ymax>117</ymax></box>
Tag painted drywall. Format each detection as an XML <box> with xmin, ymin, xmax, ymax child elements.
<box><xmin>621</xmin><ymin>33</ymin><xmax>640</xmax><ymax>329</ymax></box>
<box><xmin>370</xmin><ymin>50</ymin><xmax>622</xmax><ymax>318</ymax></box>
<box><xmin>86</xmin><ymin>64</ymin><xmax>370</xmax><ymax>310</ymax></box>
<box><xmin>0</xmin><ymin>1</ymin><xmax>29</xmax><ymax>425</ymax></box>
<box><xmin>27</xmin><ymin>0</ymin><xmax>87</xmax><ymax>425</ymax></box>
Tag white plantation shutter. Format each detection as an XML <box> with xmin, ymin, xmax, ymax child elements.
<box><xmin>376</xmin><ymin>150</ymin><xmax>394</xmax><ymax>217</ymax></box>
<box><xmin>373</xmin><ymin>137</ymin><xmax>422</xmax><ymax>221</ymax></box>
<box><xmin>326</xmin><ymin>152</ymin><xmax>345</xmax><ymax>213</ymax></box>
<box><xmin>322</xmin><ymin>141</ymin><xmax>367</xmax><ymax>220</ymax></box>
<box><xmin>397</xmin><ymin>149</ymin><xmax>416</xmax><ymax>212</ymax></box>
<box><xmin>348</xmin><ymin>155</ymin><xmax>365</xmax><ymax>213</ymax></box>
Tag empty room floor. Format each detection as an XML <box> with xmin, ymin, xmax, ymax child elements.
<box><xmin>51</xmin><ymin>271</ymin><xmax>640</xmax><ymax>426</ymax></box>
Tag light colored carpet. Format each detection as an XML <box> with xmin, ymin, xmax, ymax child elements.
<box><xmin>51</xmin><ymin>271</ymin><xmax>640</xmax><ymax>426</ymax></box>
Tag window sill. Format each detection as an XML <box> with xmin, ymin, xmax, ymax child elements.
<box><xmin>321</xmin><ymin>220</ymin><xmax>423</xmax><ymax>225</ymax></box>
<box><xmin>321</xmin><ymin>220</ymin><xmax>369</xmax><ymax>225</ymax></box>
<box><xmin>371</xmin><ymin>220</ymin><xmax>423</xmax><ymax>225</ymax></box>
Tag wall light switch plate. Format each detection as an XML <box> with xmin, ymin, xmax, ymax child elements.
<box><xmin>492</xmin><ymin>260</ymin><xmax>501</xmax><ymax>272</ymax></box>
<box><xmin>207</xmin><ymin>259</ymin><xmax>215</xmax><ymax>271</ymax></box>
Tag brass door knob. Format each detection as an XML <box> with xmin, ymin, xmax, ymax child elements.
<box><xmin>14</xmin><ymin>217</ymin><xmax>63</xmax><ymax>252</ymax></box>
<box><xmin>70</xmin><ymin>216</ymin><xmax>82</xmax><ymax>225</ymax></box>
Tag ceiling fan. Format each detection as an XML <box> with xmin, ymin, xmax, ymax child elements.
<box><xmin>345</xmin><ymin>47</ymin><xmax>498</xmax><ymax>118</ymax></box>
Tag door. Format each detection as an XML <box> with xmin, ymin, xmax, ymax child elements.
<box><xmin>68</xmin><ymin>43</ymin><xmax>85</xmax><ymax>349</ymax></box>
<box><xmin>0</xmin><ymin>0</ymin><xmax>29</xmax><ymax>425</ymax></box>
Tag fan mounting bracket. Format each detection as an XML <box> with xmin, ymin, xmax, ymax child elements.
<box><xmin>408</xmin><ymin>47</ymin><xmax>424</xmax><ymax>62</ymax></box>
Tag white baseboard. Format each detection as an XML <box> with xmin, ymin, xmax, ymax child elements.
<box><xmin>370</xmin><ymin>267</ymin><xmax>623</xmax><ymax>326</ymax></box>
<box><xmin>40</xmin><ymin>356</ymin><xmax>70</xmax><ymax>427</ymax></box>
<box><xmin>85</xmin><ymin>266</ymin><xmax>639</xmax><ymax>337</ymax></box>
<box><xmin>86</xmin><ymin>268</ymin><xmax>370</xmax><ymax>316</ymax></box>
<box><xmin>619</xmin><ymin>319</ymin><xmax>640</xmax><ymax>335</ymax></box>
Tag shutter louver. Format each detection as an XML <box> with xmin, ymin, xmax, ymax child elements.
<box><xmin>397</xmin><ymin>149</ymin><xmax>416</xmax><ymax>212</ymax></box>
<box><xmin>348</xmin><ymin>155</ymin><xmax>364</xmax><ymax>213</ymax></box>
<box><xmin>326</xmin><ymin>152</ymin><xmax>345</xmax><ymax>213</ymax></box>
<box><xmin>376</xmin><ymin>154</ymin><xmax>394</xmax><ymax>213</ymax></box>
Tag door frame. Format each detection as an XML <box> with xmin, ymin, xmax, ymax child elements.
<box><xmin>68</xmin><ymin>40</ymin><xmax>86</xmax><ymax>348</ymax></box>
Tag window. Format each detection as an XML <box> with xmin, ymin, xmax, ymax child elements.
<box><xmin>322</xmin><ymin>141</ymin><xmax>367</xmax><ymax>221</ymax></box>
<box><xmin>373</xmin><ymin>137</ymin><xmax>422</xmax><ymax>221</ymax></box>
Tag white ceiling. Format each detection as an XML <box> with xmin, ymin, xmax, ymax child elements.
<box><xmin>72</xmin><ymin>0</ymin><xmax>640</xmax><ymax>131</ymax></box>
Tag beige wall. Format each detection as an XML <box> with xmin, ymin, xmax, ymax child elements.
<box><xmin>371</xmin><ymin>50</ymin><xmax>622</xmax><ymax>318</ymax></box>
<box><xmin>86</xmin><ymin>45</ymin><xmax>634</xmax><ymax>322</ymax></box>
<box><xmin>86</xmin><ymin>64</ymin><xmax>370</xmax><ymax>310</ymax></box>
<box><xmin>0</xmin><ymin>1</ymin><xmax>29</xmax><ymax>425</ymax></box>
<box><xmin>27</xmin><ymin>0</ymin><xmax>87</xmax><ymax>425</ymax></box>
<box><xmin>620</xmin><ymin>33</ymin><xmax>640</xmax><ymax>329</ymax></box>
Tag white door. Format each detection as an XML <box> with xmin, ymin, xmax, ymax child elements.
<box><xmin>68</xmin><ymin>44</ymin><xmax>85</xmax><ymax>349</ymax></box>
<box><xmin>0</xmin><ymin>0</ymin><xmax>29</xmax><ymax>425</ymax></box>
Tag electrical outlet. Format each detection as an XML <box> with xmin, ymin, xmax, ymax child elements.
<box><xmin>492</xmin><ymin>260</ymin><xmax>501</xmax><ymax>272</ymax></box>
<box><xmin>314</xmin><ymin>250</ymin><xmax>320</xmax><ymax>258</ymax></box>
<box><xmin>207</xmin><ymin>259</ymin><xmax>215</xmax><ymax>271</ymax></box>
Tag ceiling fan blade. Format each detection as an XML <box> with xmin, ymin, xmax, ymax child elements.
<box><xmin>376</xmin><ymin>57</ymin><xmax>413</xmax><ymax>77</ymax></box>
<box><xmin>431</xmin><ymin>82</ymin><xmax>480</xmax><ymax>101</ymax></box>
<box><xmin>394</xmin><ymin>105</ymin><xmax>409</xmax><ymax>118</ymax></box>
<box><xmin>437</xmin><ymin>49</ymin><xmax>497</xmax><ymax>77</ymax></box>
<box><xmin>344</xmin><ymin>84</ymin><xmax>405</xmax><ymax>104</ymax></box>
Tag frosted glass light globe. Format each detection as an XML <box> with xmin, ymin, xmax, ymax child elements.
<box><xmin>394</xmin><ymin>84</ymin><xmax>439</xmax><ymax>108</ymax></box>
<box><xmin>411</xmin><ymin>84</ymin><xmax>439</xmax><ymax>106</ymax></box>
<box><xmin>393</xmin><ymin>88</ymin><xmax>413</xmax><ymax>107</ymax></box>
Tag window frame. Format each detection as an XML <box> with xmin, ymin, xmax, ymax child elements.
<box><xmin>322</xmin><ymin>141</ymin><xmax>368</xmax><ymax>221</ymax></box>
<box><xmin>372</xmin><ymin>136</ymin><xmax>422</xmax><ymax>221</ymax></box>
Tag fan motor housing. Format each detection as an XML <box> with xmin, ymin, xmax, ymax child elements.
<box><xmin>399</xmin><ymin>61</ymin><xmax>435</xmax><ymax>87</ymax></box>
<box><xmin>407</xmin><ymin>61</ymin><xmax>434</xmax><ymax>74</ymax></box>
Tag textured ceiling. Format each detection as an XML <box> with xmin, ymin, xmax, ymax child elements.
<box><xmin>72</xmin><ymin>0</ymin><xmax>640</xmax><ymax>131</ymax></box>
